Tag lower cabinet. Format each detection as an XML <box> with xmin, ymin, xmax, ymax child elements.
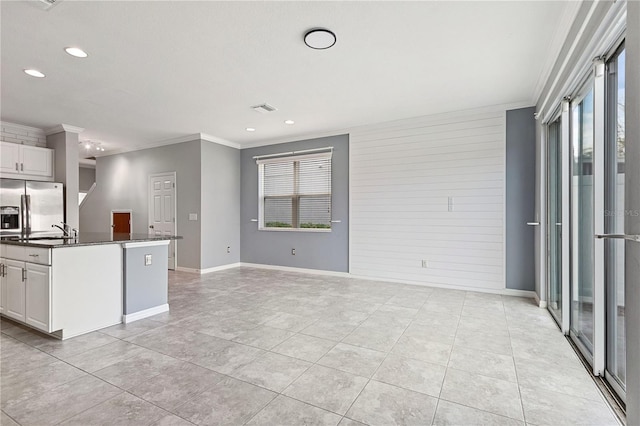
<box><xmin>5</xmin><ymin>259</ymin><xmax>26</xmax><ymax>323</ymax></box>
<box><xmin>25</xmin><ymin>263</ymin><xmax>51</xmax><ymax>332</ymax></box>
<box><xmin>2</xmin><ymin>259</ymin><xmax>51</xmax><ymax>332</ymax></box>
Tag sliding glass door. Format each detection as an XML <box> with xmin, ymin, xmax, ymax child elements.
<box><xmin>547</xmin><ymin>116</ymin><xmax>563</xmax><ymax>324</ymax></box>
<box><xmin>605</xmin><ymin>46</ymin><xmax>626</xmax><ymax>398</ymax></box>
<box><xmin>570</xmin><ymin>86</ymin><xmax>595</xmax><ymax>356</ymax></box>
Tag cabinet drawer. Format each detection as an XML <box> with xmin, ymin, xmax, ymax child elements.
<box><xmin>24</xmin><ymin>247</ymin><xmax>51</xmax><ymax>265</ymax></box>
<box><xmin>3</xmin><ymin>245</ymin><xmax>51</xmax><ymax>265</ymax></box>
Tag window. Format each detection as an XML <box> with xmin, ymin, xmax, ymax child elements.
<box><xmin>258</xmin><ymin>152</ymin><xmax>332</xmax><ymax>231</ymax></box>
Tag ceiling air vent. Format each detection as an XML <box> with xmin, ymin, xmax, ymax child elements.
<box><xmin>35</xmin><ymin>0</ymin><xmax>62</xmax><ymax>10</ymax></box>
<box><xmin>251</xmin><ymin>103</ymin><xmax>277</xmax><ymax>113</ymax></box>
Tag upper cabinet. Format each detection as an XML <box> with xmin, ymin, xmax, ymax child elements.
<box><xmin>0</xmin><ymin>142</ymin><xmax>54</xmax><ymax>181</ymax></box>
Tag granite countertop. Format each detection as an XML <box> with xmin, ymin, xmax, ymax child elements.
<box><xmin>0</xmin><ymin>232</ymin><xmax>182</xmax><ymax>248</ymax></box>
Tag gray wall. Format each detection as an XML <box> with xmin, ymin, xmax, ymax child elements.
<box><xmin>123</xmin><ymin>243</ymin><xmax>168</xmax><ymax>314</ymax></box>
<box><xmin>79</xmin><ymin>167</ymin><xmax>95</xmax><ymax>192</ymax></box>
<box><xmin>46</xmin><ymin>131</ymin><xmax>80</xmax><ymax>229</ymax></box>
<box><xmin>241</xmin><ymin>134</ymin><xmax>349</xmax><ymax>272</ymax></box>
<box><xmin>506</xmin><ymin>107</ymin><xmax>536</xmax><ymax>291</ymax></box>
<box><xmin>79</xmin><ymin>140</ymin><xmax>202</xmax><ymax>269</ymax></box>
<box><xmin>625</xmin><ymin>2</ymin><xmax>640</xmax><ymax>422</ymax></box>
<box><xmin>200</xmin><ymin>141</ymin><xmax>241</xmax><ymax>269</ymax></box>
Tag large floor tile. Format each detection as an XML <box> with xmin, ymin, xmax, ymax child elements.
<box><xmin>440</xmin><ymin>368</ymin><xmax>523</xmax><ymax>421</ymax></box>
<box><xmin>3</xmin><ymin>375</ymin><xmax>122</xmax><ymax>426</ymax></box>
<box><xmin>232</xmin><ymin>325</ymin><xmax>295</xmax><ymax>350</ymax></box>
<box><xmin>453</xmin><ymin>329</ymin><xmax>513</xmax><ymax>356</ymax></box>
<box><xmin>63</xmin><ymin>340</ymin><xmax>150</xmax><ymax>373</ymax></box>
<box><xmin>346</xmin><ymin>380</ymin><xmax>438</xmax><ymax>426</ymax></box>
<box><xmin>59</xmin><ymin>392</ymin><xmax>167</xmax><ymax>426</ymax></box>
<box><xmin>247</xmin><ymin>395</ymin><xmax>342</xmax><ymax>426</ymax></box>
<box><xmin>100</xmin><ymin>318</ymin><xmax>165</xmax><ymax>339</ymax></box>
<box><xmin>318</xmin><ymin>343</ymin><xmax>386</xmax><ymax>378</ymax></box>
<box><xmin>93</xmin><ymin>349</ymin><xmax>183</xmax><ymax>390</ymax></box>
<box><xmin>0</xmin><ymin>412</ymin><xmax>19</xmax><ymax>426</ymax></box>
<box><xmin>129</xmin><ymin>362</ymin><xmax>224</xmax><ymax>411</ymax></box>
<box><xmin>188</xmin><ymin>341</ymin><xmax>264</xmax><ymax>374</ymax></box>
<box><xmin>33</xmin><ymin>332</ymin><xmax>119</xmax><ymax>358</ymax></box>
<box><xmin>448</xmin><ymin>346</ymin><xmax>517</xmax><ymax>382</ymax></box>
<box><xmin>152</xmin><ymin>413</ymin><xmax>194</xmax><ymax>426</ymax></box>
<box><xmin>263</xmin><ymin>312</ymin><xmax>317</xmax><ymax>332</ymax></box>
<box><xmin>520</xmin><ymin>385</ymin><xmax>618</xmax><ymax>425</ymax></box>
<box><xmin>283</xmin><ymin>364</ymin><xmax>368</xmax><ymax>415</ymax></box>
<box><xmin>343</xmin><ymin>323</ymin><xmax>407</xmax><ymax>352</ymax></box>
<box><xmin>391</xmin><ymin>334</ymin><xmax>452</xmax><ymax>366</ymax></box>
<box><xmin>231</xmin><ymin>351</ymin><xmax>311</xmax><ymax>392</ymax></box>
<box><xmin>272</xmin><ymin>333</ymin><xmax>336</xmax><ymax>362</ymax></box>
<box><xmin>1</xmin><ymin>360</ymin><xmax>86</xmax><ymax>409</ymax></box>
<box><xmin>173</xmin><ymin>376</ymin><xmax>276</xmax><ymax>425</ymax></box>
<box><xmin>433</xmin><ymin>400</ymin><xmax>523</xmax><ymax>425</ymax></box>
<box><xmin>301</xmin><ymin>319</ymin><xmax>359</xmax><ymax>341</ymax></box>
<box><xmin>373</xmin><ymin>354</ymin><xmax>446</xmax><ymax>397</ymax></box>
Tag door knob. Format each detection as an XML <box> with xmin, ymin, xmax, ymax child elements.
<box><xmin>111</xmin><ymin>224</ymin><xmax>116</xmax><ymax>228</ymax></box>
<box><xmin>526</xmin><ymin>222</ymin><xmax>540</xmax><ymax>226</ymax></box>
<box><xmin>149</xmin><ymin>225</ymin><xmax>154</xmax><ymax>229</ymax></box>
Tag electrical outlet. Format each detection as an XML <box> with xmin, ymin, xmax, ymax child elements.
<box><xmin>291</xmin><ymin>248</ymin><xmax>296</xmax><ymax>255</ymax></box>
<box><xmin>145</xmin><ymin>254</ymin><xmax>152</xmax><ymax>266</ymax></box>
<box><xmin>421</xmin><ymin>260</ymin><xmax>428</xmax><ymax>268</ymax></box>
<box><xmin>226</xmin><ymin>246</ymin><xmax>231</xmax><ymax>253</ymax></box>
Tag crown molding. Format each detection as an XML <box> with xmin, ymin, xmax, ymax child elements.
<box><xmin>101</xmin><ymin>132</ymin><xmax>239</xmax><ymax>157</ymax></box>
<box><xmin>45</xmin><ymin>124</ymin><xmax>85</xmax><ymax>135</ymax></box>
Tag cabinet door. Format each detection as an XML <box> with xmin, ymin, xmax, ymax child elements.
<box><xmin>5</xmin><ymin>260</ymin><xmax>25</xmax><ymax>322</ymax></box>
<box><xmin>0</xmin><ymin>142</ymin><xmax>21</xmax><ymax>174</ymax></box>
<box><xmin>21</xmin><ymin>145</ymin><xmax>53</xmax><ymax>178</ymax></box>
<box><xmin>25</xmin><ymin>263</ymin><xmax>51</xmax><ymax>332</ymax></box>
<box><xmin>0</xmin><ymin>258</ymin><xmax>6</xmax><ymax>314</ymax></box>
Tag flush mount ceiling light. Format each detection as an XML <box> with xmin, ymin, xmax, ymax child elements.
<box><xmin>304</xmin><ymin>28</ymin><xmax>336</xmax><ymax>50</ymax></box>
<box><xmin>79</xmin><ymin>140</ymin><xmax>105</xmax><ymax>152</ymax></box>
<box><xmin>284</xmin><ymin>120</ymin><xmax>295</xmax><ymax>125</ymax></box>
<box><xmin>24</xmin><ymin>69</ymin><xmax>45</xmax><ymax>78</ymax></box>
<box><xmin>65</xmin><ymin>47</ymin><xmax>88</xmax><ymax>58</ymax></box>
<box><xmin>246</xmin><ymin>127</ymin><xmax>256</xmax><ymax>132</ymax></box>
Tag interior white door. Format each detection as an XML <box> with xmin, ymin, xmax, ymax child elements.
<box><xmin>148</xmin><ymin>173</ymin><xmax>176</xmax><ymax>270</ymax></box>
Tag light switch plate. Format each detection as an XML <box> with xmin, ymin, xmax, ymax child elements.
<box><xmin>189</xmin><ymin>213</ymin><xmax>198</xmax><ymax>221</ymax></box>
<box><xmin>144</xmin><ymin>254</ymin><xmax>152</xmax><ymax>266</ymax></box>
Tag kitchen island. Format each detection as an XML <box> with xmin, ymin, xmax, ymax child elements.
<box><xmin>0</xmin><ymin>233</ymin><xmax>180</xmax><ymax>339</ymax></box>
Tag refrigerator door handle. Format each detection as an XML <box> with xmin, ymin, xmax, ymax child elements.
<box><xmin>25</xmin><ymin>194</ymin><xmax>31</xmax><ymax>234</ymax></box>
<box><xmin>20</xmin><ymin>194</ymin><xmax>26</xmax><ymax>233</ymax></box>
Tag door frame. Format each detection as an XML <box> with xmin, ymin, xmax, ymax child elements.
<box><xmin>148</xmin><ymin>172</ymin><xmax>177</xmax><ymax>270</ymax></box>
<box><xmin>110</xmin><ymin>209</ymin><xmax>132</xmax><ymax>238</ymax></box>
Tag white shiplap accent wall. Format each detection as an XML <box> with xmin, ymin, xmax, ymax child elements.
<box><xmin>350</xmin><ymin>109</ymin><xmax>506</xmax><ymax>290</ymax></box>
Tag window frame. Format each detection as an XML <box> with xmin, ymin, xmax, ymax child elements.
<box><xmin>257</xmin><ymin>151</ymin><xmax>333</xmax><ymax>233</ymax></box>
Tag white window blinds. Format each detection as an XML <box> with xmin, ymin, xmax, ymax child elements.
<box><xmin>258</xmin><ymin>152</ymin><xmax>332</xmax><ymax>230</ymax></box>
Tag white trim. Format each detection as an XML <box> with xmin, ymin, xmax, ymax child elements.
<box><xmin>239</xmin><ymin>262</ymin><xmax>350</xmax><ymax>278</ymax></box>
<box><xmin>535</xmin><ymin>292</ymin><xmax>549</xmax><ymax>309</ymax></box>
<box><xmin>255</xmin><ymin>151</ymin><xmax>332</xmax><ymax>164</ymax></box>
<box><xmin>175</xmin><ymin>262</ymin><xmax>241</xmax><ymax>274</ymax></box>
<box><xmin>79</xmin><ymin>182</ymin><xmax>96</xmax><ymax>210</ymax></box>
<box><xmin>240</xmin><ymin>101</ymin><xmax>533</xmax><ymax>149</ymax></box>
<box><xmin>561</xmin><ymin>100</ymin><xmax>571</xmax><ymax>334</ymax></box>
<box><xmin>102</xmin><ymin>133</ymin><xmax>239</xmax><ymax>157</ymax></box>
<box><xmin>348</xmin><ymin>134</ymin><xmax>352</xmax><ymax>274</ymax></box>
<box><xmin>111</xmin><ymin>209</ymin><xmax>133</xmax><ymax>239</ymax></box>
<box><xmin>0</xmin><ymin>121</ymin><xmax>46</xmax><ymax>136</ymax></box>
<box><xmin>122</xmin><ymin>304</ymin><xmax>169</xmax><ymax>323</ymax></box>
<box><xmin>44</xmin><ymin>124</ymin><xmax>84</xmax><ymax>135</ymax></box>
<box><xmin>121</xmin><ymin>240</ymin><xmax>170</xmax><ymax>249</ymax></box>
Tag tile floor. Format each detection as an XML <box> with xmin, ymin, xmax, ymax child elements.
<box><xmin>0</xmin><ymin>268</ymin><xmax>620</xmax><ymax>425</ymax></box>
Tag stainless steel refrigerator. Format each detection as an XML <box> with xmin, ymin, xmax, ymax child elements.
<box><xmin>0</xmin><ymin>179</ymin><xmax>64</xmax><ymax>236</ymax></box>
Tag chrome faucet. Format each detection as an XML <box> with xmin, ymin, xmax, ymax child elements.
<box><xmin>52</xmin><ymin>223</ymin><xmax>70</xmax><ymax>236</ymax></box>
<box><xmin>60</xmin><ymin>222</ymin><xmax>78</xmax><ymax>238</ymax></box>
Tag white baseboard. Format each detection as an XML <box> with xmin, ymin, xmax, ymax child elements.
<box><xmin>123</xmin><ymin>304</ymin><xmax>169</xmax><ymax>323</ymax></box>
<box><xmin>175</xmin><ymin>263</ymin><xmax>241</xmax><ymax>275</ymax></box>
<box><xmin>534</xmin><ymin>293</ymin><xmax>549</xmax><ymax>308</ymax></box>
<box><xmin>239</xmin><ymin>262</ymin><xmax>350</xmax><ymax>278</ymax></box>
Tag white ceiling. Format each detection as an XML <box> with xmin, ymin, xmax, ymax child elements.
<box><xmin>1</xmin><ymin>1</ymin><xmax>576</xmax><ymax>152</ymax></box>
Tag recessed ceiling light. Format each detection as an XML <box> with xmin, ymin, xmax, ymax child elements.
<box><xmin>304</xmin><ymin>28</ymin><xmax>336</xmax><ymax>50</ymax></box>
<box><xmin>24</xmin><ymin>69</ymin><xmax>45</xmax><ymax>78</ymax></box>
<box><xmin>65</xmin><ymin>47</ymin><xmax>88</xmax><ymax>58</ymax></box>
<box><xmin>284</xmin><ymin>120</ymin><xmax>295</xmax><ymax>125</ymax></box>
<box><xmin>246</xmin><ymin>127</ymin><xmax>256</xmax><ymax>132</ymax></box>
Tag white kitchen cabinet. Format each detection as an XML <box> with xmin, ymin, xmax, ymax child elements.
<box><xmin>5</xmin><ymin>259</ymin><xmax>26</xmax><ymax>322</ymax></box>
<box><xmin>25</xmin><ymin>263</ymin><xmax>51</xmax><ymax>332</ymax></box>
<box><xmin>0</xmin><ymin>142</ymin><xmax>21</xmax><ymax>174</ymax></box>
<box><xmin>0</xmin><ymin>142</ymin><xmax>54</xmax><ymax>180</ymax></box>
<box><xmin>0</xmin><ymin>257</ymin><xmax>6</xmax><ymax>314</ymax></box>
